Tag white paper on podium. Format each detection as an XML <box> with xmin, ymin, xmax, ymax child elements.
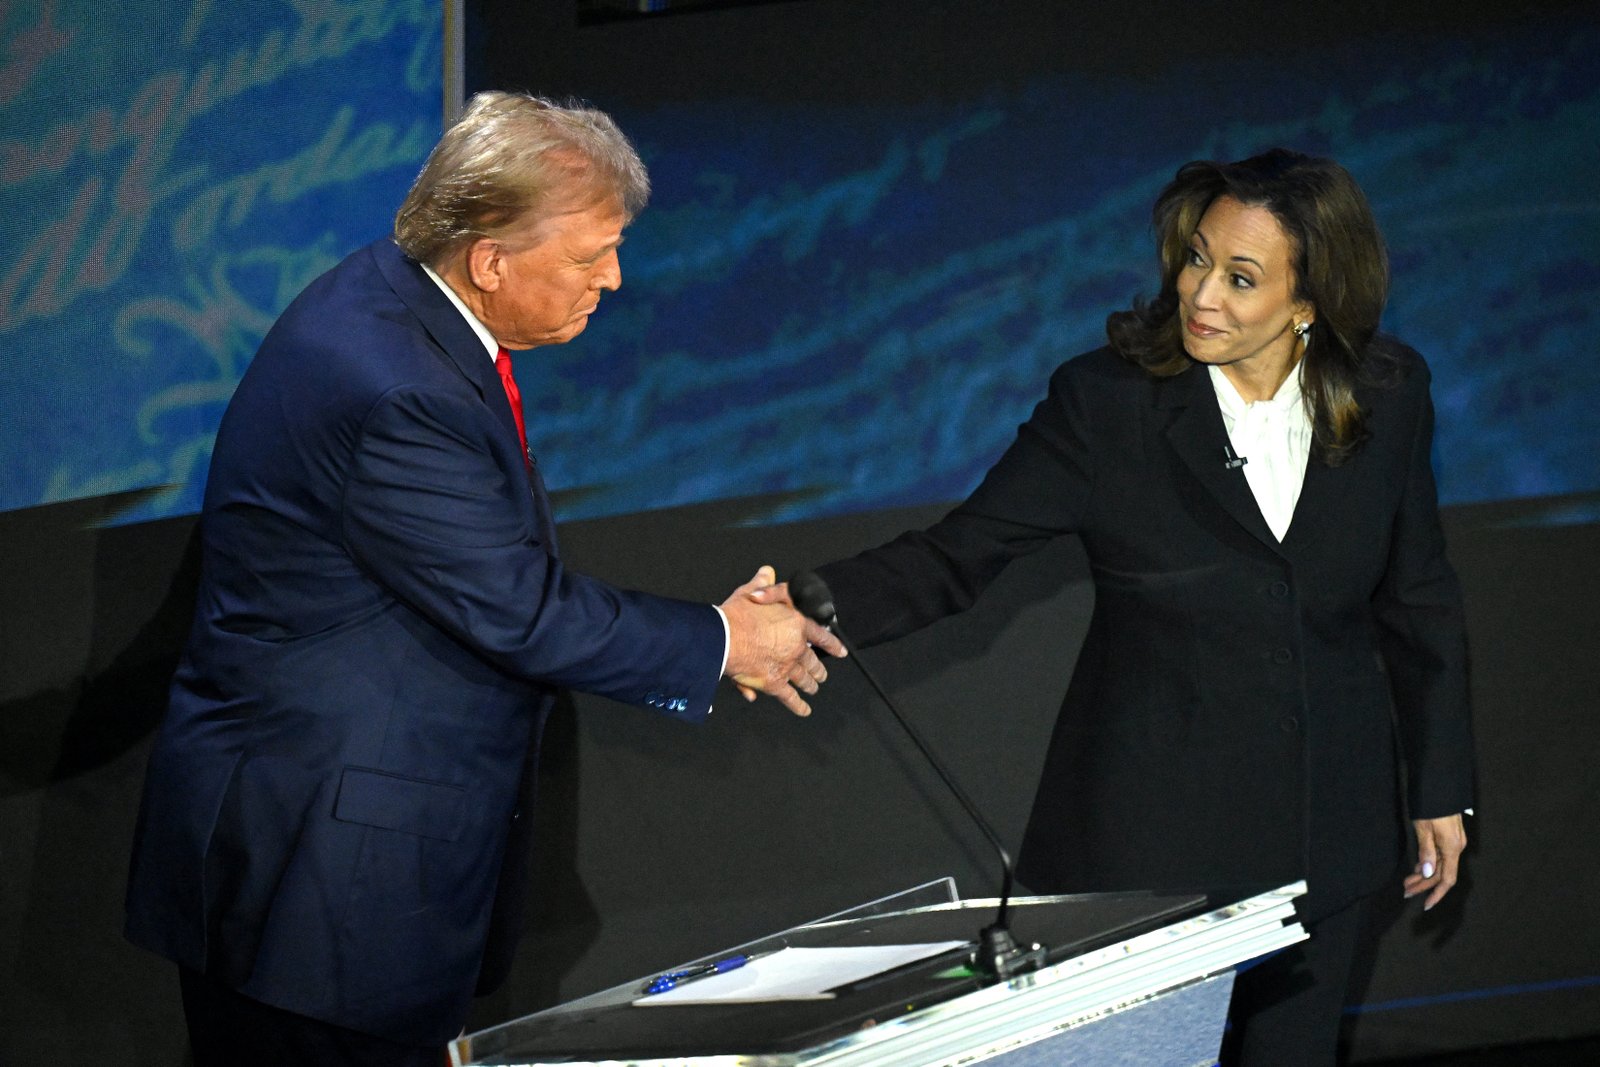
<box><xmin>633</xmin><ymin>941</ymin><xmax>969</xmax><ymax>1006</ymax></box>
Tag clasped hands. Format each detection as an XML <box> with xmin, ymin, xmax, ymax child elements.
<box><xmin>720</xmin><ymin>566</ymin><xmax>845</xmax><ymax>717</ymax></box>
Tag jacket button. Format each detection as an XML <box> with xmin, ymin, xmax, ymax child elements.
<box><xmin>1279</xmin><ymin>715</ymin><xmax>1300</xmax><ymax>734</ymax></box>
<box><xmin>1272</xmin><ymin>648</ymin><xmax>1293</xmax><ymax>664</ymax></box>
<box><xmin>1270</xmin><ymin>581</ymin><xmax>1290</xmax><ymax>598</ymax></box>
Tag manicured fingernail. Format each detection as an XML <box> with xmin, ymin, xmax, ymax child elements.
<box><xmin>1422</xmin><ymin>862</ymin><xmax>1435</xmax><ymax>878</ymax></box>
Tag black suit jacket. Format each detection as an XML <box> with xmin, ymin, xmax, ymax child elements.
<box><xmin>125</xmin><ymin>239</ymin><xmax>726</xmax><ymax>1044</ymax></box>
<box><xmin>817</xmin><ymin>343</ymin><xmax>1473</xmax><ymax>920</ymax></box>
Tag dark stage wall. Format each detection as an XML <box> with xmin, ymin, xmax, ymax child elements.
<box><xmin>471</xmin><ymin>491</ymin><xmax>1600</xmax><ymax>1064</ymax></box>
<box><xmin>4</xmin><ymin>491</ymin><xmax>1600</xmax><ymax>1063</ymax></box>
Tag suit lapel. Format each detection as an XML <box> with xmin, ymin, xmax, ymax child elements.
<box><xmin>370</xmin><ymin>240</ymin><xmax>560</xmax><ymax>553</ymax></box>
<box><xmin>1155</xmin><ymin>365</ymin><xmax>1285</xmax><ymax>556</ymax></box>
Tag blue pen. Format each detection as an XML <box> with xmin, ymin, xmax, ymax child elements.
<box><xmin>641</xmin><ymin>952</ymin><xmax>757</xmax><ymax>995</ymax></box>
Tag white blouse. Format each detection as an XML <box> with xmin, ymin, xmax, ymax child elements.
<box><xmin>1208</xmin><ymin>363</ymin><xmax>1313</xmax><ymax>542</ymax></box>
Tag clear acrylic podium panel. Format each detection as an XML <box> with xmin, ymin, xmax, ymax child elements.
<box><xmin>451</xmin><ymin>881</ymin><xmax>1306</xmax><ymax>1067</ymax></box>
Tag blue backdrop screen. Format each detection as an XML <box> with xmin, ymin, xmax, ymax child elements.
<box><xmin>2</xmin><ymin>3</ymin><xmax>1595</xmax><ymax>526</ymax></box>
<box><xmin>0</xmin><ymin>0</ymin><xmax>438</xmax><ymax>520</ymax></box>
<box><xmin>527</xmin><ymin>10</ymin><xmax>1599</xmax><ymax>523</ymax></box>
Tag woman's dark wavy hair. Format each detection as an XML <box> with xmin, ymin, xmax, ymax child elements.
<box><xmin>1107</xmin><ymin>148</ymin><xmax>1394</xmax><ymax>464</ymax></box>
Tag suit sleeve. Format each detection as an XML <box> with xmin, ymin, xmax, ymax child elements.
<box><xmin>1372</xmin><ymin>364</ymin><xmax>1476</xmax><ymax>817</ymax></box>
<box><xmin>341</xmin><ymin>384</ymin><xmax>725</xmax><ymax>718</ymax></box>
<box><xmin>817</xmin><ymin>356</ymin><xmax>1098</xmax><ymax>647</ymax></box>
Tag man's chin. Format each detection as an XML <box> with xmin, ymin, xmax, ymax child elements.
<box><xmin>518</xmin><ymin>317</ymin><xmax>589</xmax><ymax>348</ymax></box>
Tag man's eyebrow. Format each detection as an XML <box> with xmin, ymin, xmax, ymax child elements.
<box><xmin>581</xmin><ymin>235</ymin><xmax>625</xmax><ymax>258</ymax></box>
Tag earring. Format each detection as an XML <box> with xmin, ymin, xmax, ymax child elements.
<box><xmin>1293</xmin><ymin>321</ymin><xmax>1311</xmax><ymax>339</ymax></box>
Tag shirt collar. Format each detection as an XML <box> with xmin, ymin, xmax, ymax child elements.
<box><xmin>1208</xmin><ymin>360</ymin><xmax>1304</xmax><ymax>421</ymax></box>
<box><xmin>421</xmin><ymin>263</ymin><xmax>500</xmax><ymax>365</ymax></box>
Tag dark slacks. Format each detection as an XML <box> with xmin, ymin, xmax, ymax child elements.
<box><xmin>1220</xmin><ymin>897</ymin><xmax>1369</xmax><ymax>1067</ymax></box>
<box><xmin>179</xmin><ymin>967</ymin><xmax>445</xmax><ymax>1067</ymax></box>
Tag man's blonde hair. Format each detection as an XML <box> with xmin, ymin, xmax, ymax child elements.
<box><xmin>394</xmin><ymin>92</ymin><xmax>650</xmax><ymax>267</ymax></box>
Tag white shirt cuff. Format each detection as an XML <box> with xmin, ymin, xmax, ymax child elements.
<box><xmin>710</xmin><ymin>604</ymin><xmax>732</xmax><ymax>715</ymax></box>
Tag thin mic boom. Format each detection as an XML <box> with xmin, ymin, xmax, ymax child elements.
<box><xmin>788</xmin><ymin>570</ymin><xmax>1044</xmax><ymax>979</ymax></box>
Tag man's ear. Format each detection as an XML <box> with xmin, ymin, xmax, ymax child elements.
<box><xmin>464</xmin><ymin>237</ymin><xmax>503</xmax><ymax>293</ymax></box>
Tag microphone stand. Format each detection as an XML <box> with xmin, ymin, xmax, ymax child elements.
<box><xmin>790</xmin><ymin>573</ymin><xmax>1048</xmax><ymax>981</ymax></box>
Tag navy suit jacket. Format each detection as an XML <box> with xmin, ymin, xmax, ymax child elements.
<box><xmin>125</xmin><ymin>238</ymin><xmax>725</xmax><ymax>1044</ymax></box>
<box><xmin>818</xmin><ymin>343</ymin><xmax>1474</xmax><ymax>922</ymax></box>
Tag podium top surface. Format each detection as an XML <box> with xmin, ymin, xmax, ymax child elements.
<box><xmin>452</xmin><ymin>883</ymin><xmax>1306</xmax><ymax>1066</ymax></box>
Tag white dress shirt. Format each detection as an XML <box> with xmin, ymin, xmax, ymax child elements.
<box><xmin>1209</xmin><ymin>362</ymin><xmax>1312</xmax><ymax>542</ymax></box>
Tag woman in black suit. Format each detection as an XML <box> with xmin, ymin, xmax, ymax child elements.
<box><xmin>798</xmin><ymin>149</ymin><xmax>1473</xmax><ymax>1065</ymax></box>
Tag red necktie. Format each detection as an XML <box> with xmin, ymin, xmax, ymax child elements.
<box><xmin>494</xmin><ymin>347</ymin><xmax>531</xmax><ymax>470</ymax></box>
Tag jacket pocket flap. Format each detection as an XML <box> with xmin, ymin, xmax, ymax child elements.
<box><xmin>333</xmin><ymin>767</ymin><xmax>468</xmax><ymax>842</ymax></box>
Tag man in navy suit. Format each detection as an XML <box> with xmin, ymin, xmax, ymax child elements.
<box><xmin>125</xmin><ymin>92</ymin><xmax>843</xmax><ymax>1066</ymax></box>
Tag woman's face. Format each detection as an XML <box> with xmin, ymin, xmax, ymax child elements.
<box><xmin>1175</xmin><ymin>195</ymin><xmax>1313</xmax><ymax>377</ymax></box>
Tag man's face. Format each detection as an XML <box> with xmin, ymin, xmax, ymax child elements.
<box><xmin>475</xmin><ymin>197</ymin><xmax>626</xmax><ymax>350</ymax></box>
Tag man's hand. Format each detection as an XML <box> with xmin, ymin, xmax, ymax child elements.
<box><xmin>720</xmin><ymin>566</ymin><xmax>846</xmax><ymax>717</ymax></box>
<box><xmin>1404</xmin><ymin>813</ymin><xmax>1468</xmax><ymax>911</ymax></box>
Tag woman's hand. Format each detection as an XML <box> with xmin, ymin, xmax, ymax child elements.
<box><xmin>1404</xmin><ymin>813</ymin><xmax>1468</xmax><ymax>911</ymax></box>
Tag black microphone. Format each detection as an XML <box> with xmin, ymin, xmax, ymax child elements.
<box><xmin>788</xmin><ymin>570</ymin><xmax>1047</xmax><ymax>980</ymax></box>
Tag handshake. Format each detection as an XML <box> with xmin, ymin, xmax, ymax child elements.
<box><xmin>719</xmin><ymin>566</ymin><xmax>846</xmax><ymax>717</ymax></box>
